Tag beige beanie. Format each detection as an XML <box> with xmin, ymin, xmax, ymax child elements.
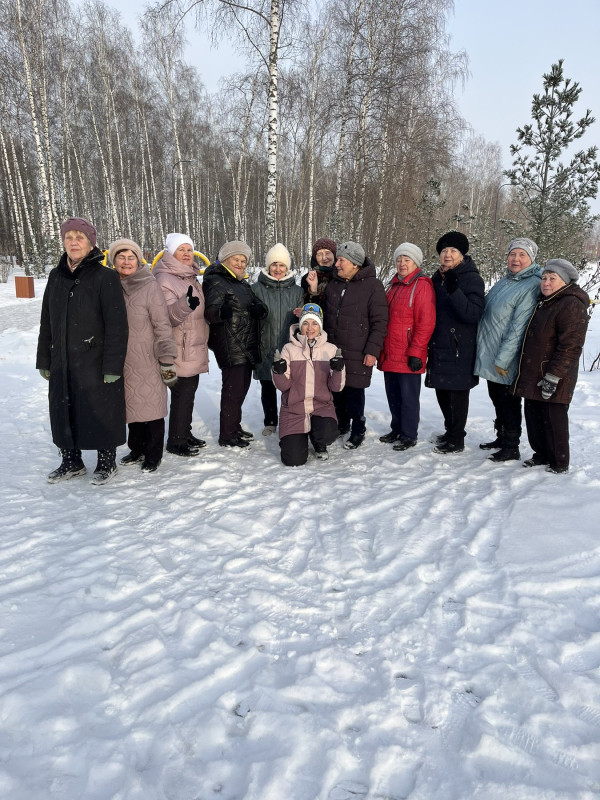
<box><xmin>108</xmin><ymin>238</ymin><xmax>143</xmax><ymax>267</ymax></box>
<box><xmin>265</xmin><ymin>242</ymin><xmax>291</xmax><ymax>271</ymax></box>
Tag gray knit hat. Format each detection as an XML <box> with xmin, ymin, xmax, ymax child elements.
<box><xmin>218</xmin><ymin>240</ymin><xmax>252</xmax><ymax>264</ymax></box>
<box><xmin>543</xmin><ymin>258</ymin><xmax>579</xmax><ymax>284</ymax></box>
<box><xmin>108</xmin><ymin>238</ymin><xmax>143</xmax><ymax>267</ymax></box>
<box><xmin>506</xmin><ymin>237</ymin><xmax>538</xmax><ymax>263</ymax></box>
<box><xmin>337</xmin><ymin>241</ymin><xmax>365</xmax><ymax>267</ymax></box>
<box><xmin>393</xmin><ymin>242</ymin><xmax>423</xmax><ymax>268</ymax></box>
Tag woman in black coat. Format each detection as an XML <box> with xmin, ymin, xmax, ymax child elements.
<box><xmin>202</xmin><ymin>240</ymin><xmax>268</xmax><ymax>448</ymax></box>
<box><xmin>36</xmin><ymin>218</ymin><xmax>128</xmax><ymax>484</ymax></box>
<box><xmin>426</xmin><ymin>231</ymin><xmax>485</xmax><ymax>453</ymax></box>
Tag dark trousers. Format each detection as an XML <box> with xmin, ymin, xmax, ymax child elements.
<box><xmin>435</xmin><ymin>388</ymin><xmax>470</xmax><ymax>446</ymax></box>
<box><xmin>128</xmin><ymin>419</ymin><xmax>165</xmax><ymax>463</ymax></box>
<box><xmin>487</xmin><ymin>380</ymin><xmax>522</xmax><ymax>446</ymax></box>
<box><xmin>384</xmin><ymin>372</ymin><xmax>422</xmax><ymax>441</ymax></box>
<box><xmin>220</xmin><ymin>363</ymin><xmax>252</xmax><ymax>440</ymax></box>
<box><xmin>280</xmin><ymin>415</ymin><xmax>339</xmax><ymax>466</ymax></box>
<box><xmin>168</xmin><ymin>374</ymin><xmax>199</xmax><ymax>446</ymax></box>
<box><xmin>524</xmin><ymin>399</ymin><xmax>570</xmax><ymax>470</ymax></box>
<box><xmin>332</xmin><ymin>386</ymin><xmax>366</xmax><ymax>436</ymax></box>
<box><xmin>260</xmin><ymin>379</ymin><xmax>278</xmax><ymax>426</ymax></box>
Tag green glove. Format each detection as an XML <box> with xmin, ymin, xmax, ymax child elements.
<box><xmin>39</xmin><ymin>368</ymin><xmax>50</xmax><ymax>380</ymax></box>
<box><xmin>103</xmin><ymin>374</ymin><xmax>121</xmax><ymax>383</ymax></box>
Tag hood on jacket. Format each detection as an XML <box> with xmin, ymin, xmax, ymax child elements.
<box><xmin>153</xmin><ymin>250</ymin><xmax>200</xmax><ymax>279</ymax></box>
<box><xmin>120</xmin><ymin>264</ymin><xmax>156</xmax><ymax>295</ymax></box>
<box><xmin>258</xmin><ymin>267</ymin><xmax>298</xmax><ymax>287</ymax></box>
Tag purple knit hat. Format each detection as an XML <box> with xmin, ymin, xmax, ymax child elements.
<box><xmin>60</xmin><ymin>217</ymin><xmax>97</xmax><ymax>248</ymax></box>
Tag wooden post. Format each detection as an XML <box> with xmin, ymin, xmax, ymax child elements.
<box><xmin>15</xmin><ymin>276</ymin><xmax>35</xmax><ymax>298</ymax></box>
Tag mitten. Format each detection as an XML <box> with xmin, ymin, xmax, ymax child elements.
<box><xmin>495</xmin><ymin>365</ymin><xmax>509</xmax><ymax>377</ymax></box>
<box><xmin>537</xmin><ymin>373</ymin><xmax>559</xmax><ymax>400</ymax></box>
<box><xmin>160</xmin><ymin>363</ymin><xmax>178</xmax><ymax>387</ymax></box>
<box><xmin>39</xmin><ymin>368</ymin><xmax>50</xmax><ymax>380</ymax></box>
<box><xmin>248</xmin><ymin>299</ymin><xmax>268</xmax><ymax>320</ymax></box>
<box><xmin>186</xmin><ymin>285</ymin><xmax>200</xmax><ymax>310</ymax></box>
<box><xmin>220</xmin><ymin>299</ymin><xmax>233</xmax><ymax>320</ymax></box>
<box><xmin>272</xmin><ymin>348</ymin><xmax>287</xmax><ymax>375</ymax></box>
<box><xmin>408</xmin><ymin>356</ymin><xmax>422</xmax><ymax>372</ymax></box>
<box><xmin>103</xmin><ymin>374</ymin><xmax>121</xmax><ymax>383</ymax></box>
<box><xmin>444</xmin><ymin>269</ymin><xmax>459</xmax><ymax>295</ymax></box>
<box><xmin>329</xmin><ymin>348</ymin><xmax>345</xmax><ymax>371</ymax></box>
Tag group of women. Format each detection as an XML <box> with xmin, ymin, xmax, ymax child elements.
<box><xmin>37</xmin><ymin>218</ymin><xmax>589</xmax><ymax>484</ymax></box>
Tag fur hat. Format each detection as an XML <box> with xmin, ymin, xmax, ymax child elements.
<box><xmin>265</xmin><ymin>243</ymin><xmax>291</xmax><ymax>271</ymax></box>
<box><xmin>506</xmin><ymin>237</ymin><xmax>538</xmax><ymax>263</ymax></box>
<box><xmin>311</xmin><ymin>237</ymin><xmax>337</xmax><ymax>260</ymax></box>
<box><xmin>165</xmin><ymin>232</ymin><xmax>194</xmax><ymax>255</ymax></box>
<box><xmin>436</xmin><ymin>231</ymin><xmax>469</xmax><ymax>255</ymax></box>
<box><xmin>60</xmin><ymin>217</ymin><xmax>97</xmax><ymax>248</ymax></box>
<box><xmin>337</xmin><ymin>241</ymin><xmax>365</xmax><ymax>267</ymax></box>
<box><xmin>299</xmin><ymin>303</ymin><xmax>323</xmax><ymax>330</ymax></box>
<box><xmin>108</xmin><ymin>238</ymin><xmax>143</xmax><ymax>267</ymax></box>
<box><xmin>393</xmin><ymin>242</ymin><xmax>423</xmax><ymax>268</ymax></box>
<box><xmin>218</xmin><ymin>240</ymin><xmax>252</xmax><ymax>264</ymax></box>
<box><xmin>543</xmin><ymin>258</ymin><xmax>579</xmax><ymax>284</ymax></box>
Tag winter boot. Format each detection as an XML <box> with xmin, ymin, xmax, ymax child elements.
<box><xmin>430</xmin><ymin>432</ymin><xmax>447</xmax><ymax>446</ymax></box>
<box><xmin>379</xmin><ymin>431</ymin><xmax>402</xmax><ymax>444</ymax></box>
<box><xmin>47</xmin><ymin>449</ymin><xmax>87</xmax><ymax>484</ymax></box>
<box><xmin>488</xmin><ymin>446</ymin><xmax>520</xmax><ymax>462</ymax></box>
<box><xmin>91</xmin><ymin>448</ymin><xmax>118</xmax><ymax>485</ymax></box>
<box><xmin>479</xmin><ymin>423</ymin><xmax>504</xmax><ymax>450</ymax></box>
<box><xmin>393</xmin><ymin>438</ymin><xmax>417</xmax><ymax>452</ymax></box>
<box><xmin>314</xmin><ymin>444</ymin><xmax>329</xmax><ymax>460</ymax></box>
<box><xmin>120</xmin><ymin>451</ymin><xmax>143</xmax><ymax>466</ymax></box>
<box><xmin>188</xmin><ymin>433</ymin><xmax>206</xmax><ymax>448</ymax></box>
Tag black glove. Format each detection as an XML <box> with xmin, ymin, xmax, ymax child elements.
<box><xmin>444</xmin><ymin>269</ymin><xmax>459</xmax><ymax>295</ymax></box>
<box><xmin>272</xmin><ymin>348</ymin><xmax>287</xmax><ymax>375</ymax></box>
<box><xmin>186</xmin><ymin>285</ymin><xmax>200</xmax><ymax>310</ymax></box>
<box><xmin>220</xmin><ymin>299</ymin><xmax>233</xmax><ymax>320</ymax></box>
<box><xmin>537</xmin><ymin>373</ymin><xmax>559</xmax><ymax>400</ymax></box>
<box><xmin>329</xmin><ymin>348</ymin><xmax>345</xmax><ymax>371</ymax></box>
<box><xmin>408</xmin><ymin>356</ymin><xmax>422</xmax><ymax>372</ymax></box>
<box><xmin>248</xmin><ymin>299</ymin><xmax>268</xmax><ymax>320</ymax></box>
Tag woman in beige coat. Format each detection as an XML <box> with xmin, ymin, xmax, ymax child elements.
<box><xmin>109</xmin><ymin>238</ymin><xmax>178</xmax><ymax>472</ymax></box>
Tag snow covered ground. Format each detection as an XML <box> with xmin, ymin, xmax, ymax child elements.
<box><xmin>1</xmin><ymin>275</ymin><xmax>600</xmax><ymax>800</ymax></box>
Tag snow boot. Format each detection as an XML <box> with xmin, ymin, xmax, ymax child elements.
<box><xmin>47</xmin><ymin>449</ymin><xmax>87</xmax><ymax>484</ymax></box>
<box><xmin>479</xmin><ymin>423</ymin><xmax>504</xmax><ymax>450</ymax></box>
<box><xmin>488</xmin><ymin>446</ymin><xmax>520</xmax><ymax>462</ymax></box>
<box><xmin>91</xmin><ymin>448</ymin><xmax>118</xmax><ymax>485</ymax></box>
<box><xmin>379</xmin><ymin>431</ymin><xmax>402</xmax><ymax>444</ymax></box>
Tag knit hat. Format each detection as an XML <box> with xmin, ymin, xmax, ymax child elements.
<box><xmin>506</xmin><ymin>237</ymin><xmax>538</xmax><ymax>263</ymax></box>
<box><xmin>393</xmin><ymin>242</ymin><xmax>423</xmax><ymax>268</ymax></box>
<box><xmin>60</xmin><ymin>217</ymin><xmax>97</xmax><ymax>248</ymax></box>
<box><xmin>311</xmin><ymin>237</ymin><xmax>337</xmax><ymax>260</ymax></box>
<box><xmin>299</xmin><ymin>303</ymin><xmax>323</xmax><ymax>330</ymax></box>
<box><xmin>337</xmin><ymin>241</ymin><xmax>365</xmax><ymax>267</ymax></box>
<box><xmin>436</xmin><ymin>231</ymin><xmax>469</xmax><ymax>255</ymax></box>
<box><xmin>218</xmin><ymin>240</ymin><xmax>252</xmax><ymax>264</ymax></box>
<box><xmin>265</xmin><ymin>242</ymin><xmax>291</xmax><ymax>271</ymax></box>
<box><xmin>543</xmin><ymin>258</ymin><xmax>579</xmax><ymax>284</ymax></box>
<box><xmin>165</xmin><ymin>232</ymin><xmax>194</xmax><ymax>255</ymax></box>
<box><xmin>108</xmin><ymin>238</ymin><xmax>143</xmax><ymax>267</ymax></box>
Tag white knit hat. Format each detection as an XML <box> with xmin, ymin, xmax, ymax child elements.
<box><xmin>265</xmin><ymin>242</ymin><xmax>291</xmax><ymax>271</ymax></box>
<box><xmin>165</xmin><ymin>232</ymin><xmax>194</xmax><ymax>255</ymax></box>
<box><xmin>393</xmin><ymin>242</ymin><xmax>423</xmax><ymax>268</ymax></box>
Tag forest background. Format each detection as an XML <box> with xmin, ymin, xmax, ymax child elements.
<box><xmin>2</xmin><ymin>0</ymin><xmax>600</xmax><ymax>285</ymax></box>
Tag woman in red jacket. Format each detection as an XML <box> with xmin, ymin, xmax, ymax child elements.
<box><xmin>378</xmin><ymin>243</ymin><xmax>436</xmax><ymax>450</ymax></box>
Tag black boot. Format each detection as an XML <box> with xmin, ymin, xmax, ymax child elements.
<box><xmin>479</xmin><ymin>423</ymin><xmax>504</xmax><ymax>450</ymax></box>
<box><xmin>92</xmin><ymin>448</ymin><xmax>118</xmax><ymax>485</ymax></box>
<box><xmin>47</xmin><ymin>449</ymin><xmax>87</xmax><ymax>484</ymax></box>
<box><xmin>488</xmin><ymin>446</ymin><xmax>520</xmax><ymax>462</ymax></box>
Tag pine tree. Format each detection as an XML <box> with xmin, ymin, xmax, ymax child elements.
<box><xmin>504</xmin><ymin>60</ymin><xmax>600</xmax><ymax>267</ymax></box>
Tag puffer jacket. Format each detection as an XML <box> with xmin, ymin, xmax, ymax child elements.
<box><xmin>321</xmin><ymin>258</ymin><xmax>388</xmax><ymax>389</ymax></box>
<box><xmin>202</xmin><ymin>262</ymin><xmax>268</xmax><ymax>368</ymax></box>
<box><xmin>513</xmin><ymin>283</ymin><xmax>589</xmax><ymax>404</ymax></box>
<box><xmin>425</xmin><ymin>256</ymin><xmax>485</xmax><ymax>391</ymax></box>
<box><xmin>474</xmin><ymin>263</ymin><xmax>543</xmax><ymax>384</ymax></box>
<box><xmin>272</xmin><ymin>325</ymin><xmax>345</xmax><ymax>438</ymax></box>
<box><xmin>153</xmin><ymin>251</ymin><xmax>209</xmax><ymax>378</ymax></box>
<box><xmin>378</xmin><ymin>269</ymin><xmax>436</xmax><ymax>374</ymax></box>
<box><xmin>36</xmin><ymin>247</ymin><xmax>128</xmax><ymax>450</ymax></box>
<box><xmin>120</xmin><ymin>265</ymin><xmax>178</xmax><ymax>423</ymax></box>
<box><xmin>252</xmin><ymin>268</ymin><xmax>303</xmax><ymax>381</ymax></box>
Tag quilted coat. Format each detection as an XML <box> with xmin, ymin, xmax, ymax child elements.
<box><xmin>252</xmin><ymin>268</ymin><xmax>303</xmax><ymax>381</ymax></box>
<box><xmin>119</xmin><ymin>265</ymin><xmax>178</xmax><ymax>423</ymax></box>
<box><xmin>474</xmin><ymin>262</ymin><xmax>543</xmax><ymax>384</ymax></box>
<box><xmin>512</xmin><ymin>283</ymin><xmax>589</xmax><ymax>404</ymax></box>
<box><xmin>321</xmin><ymin>258</ymin><xmax>388</xmax><ymax>389</ymax></box>
<box><xmin>272</xmin><ymin>325</ymin><xmax>345</xmax><ymax>438</ymax></box>
<box><xmin>36</xmin><ymin>247</ymin><xmax>128</xmax><ymax>450</ymax></box>
<box><xmin>378</xmin><ymin>269</ymin><xmax>436</xmax><ymax>374</ymax></box>
<box><xmin>153</xmin><ymin>251</ymin><xmax>209</xmax><ymax>378</ymax></box>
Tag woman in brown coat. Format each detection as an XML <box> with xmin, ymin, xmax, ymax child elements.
<box><xmin>513</xmin><ymin>259</ymin><xmax>589</xmax><ymax>473</ymax></box>
<box><xmin>109</xmin><ymin>239</ymin><xmax>178</xmax><ymax>472</ymax></box>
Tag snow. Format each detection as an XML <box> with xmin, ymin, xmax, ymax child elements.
<box><xmin>1</xmin><ymin>274</ymin><xmax>600</xmax><ymax>800</ymax></box>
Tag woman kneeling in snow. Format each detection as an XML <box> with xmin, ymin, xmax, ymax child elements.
<box><xmin>272</xmin><ymin>303</ymin><xmax>345</xmax><ymax>466</ymax></box>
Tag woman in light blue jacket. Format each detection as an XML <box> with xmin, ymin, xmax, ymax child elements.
<box><xmin>474</xmin><ymin>238</ymin><xmax>543</xmax><ymax>461</ymax></box>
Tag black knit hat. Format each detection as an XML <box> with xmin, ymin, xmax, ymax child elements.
<box><xmin>436</xmin><ymin>231</ymin><xmax>469</xmax><ymax>255</ymax></box>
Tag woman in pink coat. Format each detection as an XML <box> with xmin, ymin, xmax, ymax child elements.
<box><xmin>109</xmin><ymin>239</ymin><xmax>178</xmax><ymax>472</ymax></box>
<box><xmin>154</xmin><ymin>233</ymin><xmax>210</xmax><ymax>457</ymax></box>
